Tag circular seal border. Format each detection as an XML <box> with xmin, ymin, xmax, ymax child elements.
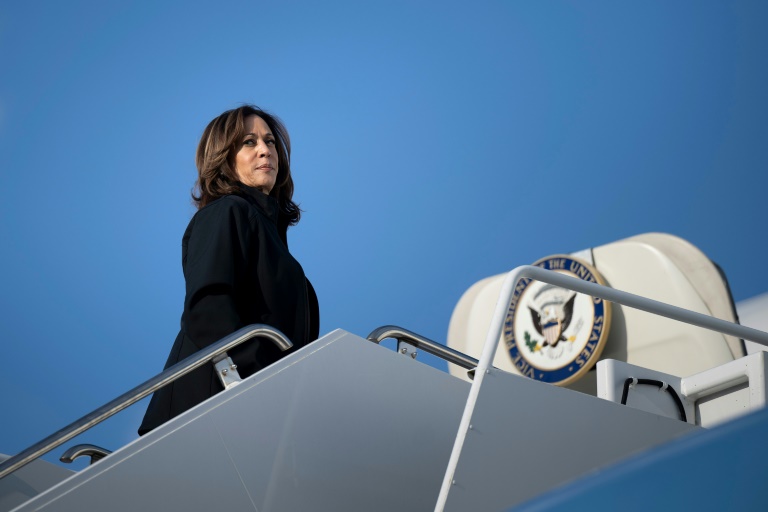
<box><xmin>502</xmin><ymin>254</ymin><xmax>612</xmax><ymax>386</ymax></box>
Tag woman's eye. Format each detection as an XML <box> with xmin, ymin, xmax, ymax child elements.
<box><xmin>267</xmin><ymin>139</ymin><xmax>276</xmax><ymax>145</ymax></box>
<box><xmin>243</xmin><ymin>139</ymin><xmax>256</xmax><ymax>146</ymax></box>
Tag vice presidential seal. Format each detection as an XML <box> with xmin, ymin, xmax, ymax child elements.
<box><xmin>503</xmin><ymin>255</ymin><xmax>611</xmax><ymax>386</ymax></box>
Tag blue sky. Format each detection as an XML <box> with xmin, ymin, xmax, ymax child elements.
<box><xmin>1</xmin><ymin>1</ymin><xmax>767</xmax><ymax>467</ymax></box>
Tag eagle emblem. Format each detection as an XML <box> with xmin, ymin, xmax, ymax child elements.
<box><xmin>525</xmin><ymin>285</ymin><xmax>578</xmax><ymax>359</ymax></box>
<box><xmin>529</xmin><ymin>287</ymin><xmax>576</xmax><ymax>348</ymax></box>
<box><xmin>502</xmin><ymin>255</ymin><xmax>612</xmax><ymax>386</ymax></box>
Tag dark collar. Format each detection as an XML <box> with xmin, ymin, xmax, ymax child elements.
<box><xmin>236</xmin><ymin>183</ymin><xmax>280</xmax><ymax>225</ymax></box>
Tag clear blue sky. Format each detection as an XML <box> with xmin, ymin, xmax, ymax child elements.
<box><xmin>1</xmin><ymin>1</ymin><xmax>767</xmax><ymax>467</ymax></box>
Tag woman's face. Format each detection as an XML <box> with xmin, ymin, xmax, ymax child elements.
<box><xmin>234</xmin><ymin>115</ymin><xmax>279</xmax><ymax>194</ymax></box>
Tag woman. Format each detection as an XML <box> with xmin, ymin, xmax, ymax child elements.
<box><xmin>138</xmin><ymin>105</ymin><xmax>319</xmax><ymax>435</ymax></box>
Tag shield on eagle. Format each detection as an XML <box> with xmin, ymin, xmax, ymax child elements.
<box><xmin>542</xmin><ymin>319</ymin><xmax>563</xmax><ymax>346</ymax></box>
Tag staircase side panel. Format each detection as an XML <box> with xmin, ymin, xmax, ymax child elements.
<box><xmin>13</xmin><ymin>330</ymin><xmax>470</xmax><ymax>512</ymax></box>
<box><xmin>0</xmin><ymin>455</ymin><xmax>73</xmax><ymax>512</ymax></box>
<box><xmin>444</xmin><ymin>368</ymin><xmax>697</xmax><ymax>511</ymax></box>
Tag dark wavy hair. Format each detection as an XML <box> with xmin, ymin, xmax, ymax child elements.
<box><xmin>192</xmin><ymin>105</ymin><xmax>300</xmax><ymax>225</ymax></box>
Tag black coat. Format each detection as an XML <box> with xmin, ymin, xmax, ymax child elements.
<box><xmin>138</xmin><ymin>185</ymin><xmax>319</xmax><ymax>435</ymax></box>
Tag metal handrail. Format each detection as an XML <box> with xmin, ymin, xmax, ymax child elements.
<box><xmin>0</xmin><ymin>324</ymin><xmax>293</xmax><ymax>480</ymax></box>
<box><xmin>367</xmin><ymin>325</ymin><xmax>480</xmax><ymax>370</ymax></box>
<box><xmin>434</xmin><ymin>265</ymin><xmax>768</xmax><ymax>510</ymax></box>
<box><xmin>60</xmin><ymin>444</ymin><xmax>111</xmax><ymax>465</ymax></box>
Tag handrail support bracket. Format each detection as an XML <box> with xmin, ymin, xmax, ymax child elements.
<box><xmin>213</xmin><ymin>353</ymin><xmax>243</xmax><ymax>389</ymax></box>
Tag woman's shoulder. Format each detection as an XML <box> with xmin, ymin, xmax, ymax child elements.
<box><xmin>198</xmin><ymin>194</ymin><xmax>251</xmax><ymax>214</ymax></box>
<box><xmin>185</xmin><ymin>194</ymin><xmax>261</xmax><ymax>233</ymax></box>
<box><xmin>193</xmin><ymin>194</ymin><xmax>259</xmax><ymax>221</ymax></box>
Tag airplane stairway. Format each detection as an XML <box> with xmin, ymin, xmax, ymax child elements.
<box><xmin>3</xmin><ymin>328</ymin><xmax>695</xmax><ymax>511</ymax></box>
<box><xmin>3</xmin><ymin>265</ymin><xmax>767</xmax><ymax>511</ymax></box>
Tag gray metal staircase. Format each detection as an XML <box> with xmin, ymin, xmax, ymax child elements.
<box><xmin>3</xmin><ymin>329</ymin><xmax>696</xmax><ymax>511</ymax></box>
<box><xmin>4</xmin><ymin>265</ymin><xmax>767</xmax><ymax>511</ymax></box>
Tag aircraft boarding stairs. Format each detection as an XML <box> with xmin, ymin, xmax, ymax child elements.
<box><xmin>2</xmin><ymin>266</ymin><xmax>768</xmax><ymax>511</ymax></box>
